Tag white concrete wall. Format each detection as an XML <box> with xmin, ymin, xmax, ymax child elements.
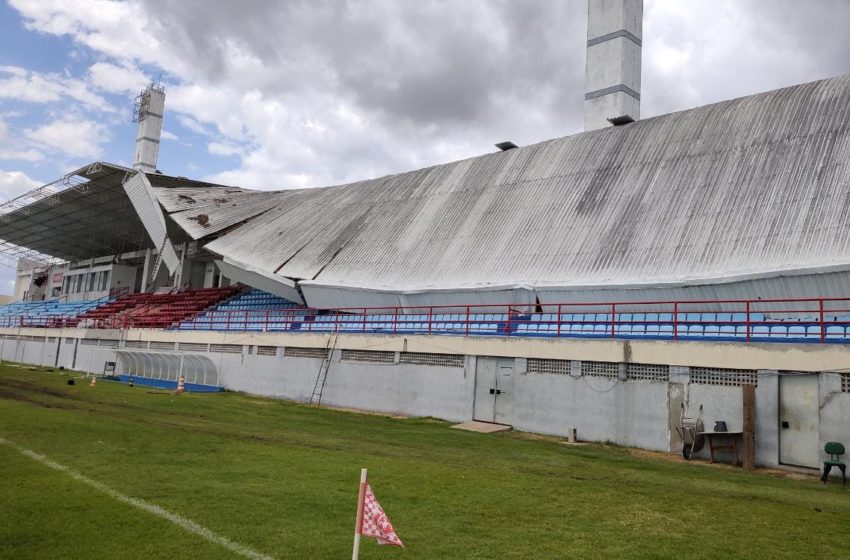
<box><xmin>819</xmin><ymin>373</ymin><xmax>850</xmax><ymax>480</ymax></box>
<box><xmin>1</xmin><ymin>327</ymin><xmax>848</xmax><ymax>472</ymax></box>
<box><xmin>514</xmin><ymin>373</ymin><xmax>670</xmax><ymax>451</ymax></box>
<box><xmin>319</xmin><ymin>357</ymin><xmax>473</xmax><ymax>422</ymax></box>
<box><xmin>221</xmin><ymin>350</ymin><xmax>474</xmax><ymax>422</ymax></box>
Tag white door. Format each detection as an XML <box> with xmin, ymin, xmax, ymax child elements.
<box><xmin>473</xmin><ymin>357</ymin><xmax>515</xmax><ymax>425</ymax></box>
<box><xmin>779</xmin><ymin>374</ymin><xmax>820</xmax><ymax>468</ymax></box>
<box><xmin>473</xmin><ymin>357</ymin><xmax>497</xmax><ymax>422</ymax></box>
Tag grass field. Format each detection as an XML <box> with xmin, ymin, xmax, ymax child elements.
<box><xmin>0</xmin><ymin>364</ymin><xmax>848</xmax><ymax>559</ymax></box>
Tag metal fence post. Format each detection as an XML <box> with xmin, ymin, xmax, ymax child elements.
<box><xmin>610</xmin><ymin>303</ymin><xmax>616</xmax><ymax>338</ymax></box>
<box><xmin>673</xmin><ymin>301</ymin><xmax>678</xmax><ymax>340</ymax></box>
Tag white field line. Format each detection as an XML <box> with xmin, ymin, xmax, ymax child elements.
<box><xmin>0</xmin><ymin>436</ymin><xmax>273</xmax><ymax>560</ymax></box>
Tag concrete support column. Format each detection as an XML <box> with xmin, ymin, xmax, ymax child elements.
<box><xmin>584</xmin><ymin>0</ymin><xmax>642</xmax><ymax>130</ymax></box>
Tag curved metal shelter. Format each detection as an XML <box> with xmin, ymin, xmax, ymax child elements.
<box><xmin>115</xmin><ymin>350</ymin><xmax>219</xmax><ymax>386</ymax></box>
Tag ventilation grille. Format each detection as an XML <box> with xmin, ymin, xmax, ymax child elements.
<box><xmin>257</xmin><ymin>346</ymin><xmax>277</xmax><ymax>356</ymax></box>
<box><xmin>124</xmin><ymin>340</ymin><xmax>147</xmax><ymax>349</ymax></box>
<box><xmin>209</xmin><ymin>344</ymin><xmax>242</xmax><ymax>354</ymax></box>
<box><xmin>341</xmin><ymin>349</ymin><xmax>394</xmax><ymax>364</ymax></box>
<box><xmin>65</xmin><ymin>337</ymin><xmax>76</xmax><ymax>343</ymax></box>
<box><xmin>842</xmin><ymin>374</ymin><xmax>850</xmax><ymax>393</ymax></box>
<box><xmin>178</xmin><ymin>343</ymin><xmax>208</xmax><ymax>352</ymax></box>
<box><xmin>98</xmin><ymin>339</ymin><xmax>119</xmax><ymax>348</ymax></box>
<box><xmin>581</xmin><ymin>361</ymin><xmax>620</xmax><ymax>378</ymax></box>
<box><xmin>247</xmin><ymin>346</ymin><xmax>253</xmax><ymax>355</ymax></box>
<box><xmin>46</xmin><ymin>337</ymin><xmax>56</xmax><ymax>343</ymax></box>
<box><xmin>528</xmin><ymin>358</ymin><xmax>571</xmax><ymax>375</ymax></box>
<box><xmin>627</xmin><ymin>363</ymin><xmax>669</xmax><ymax>382</ymax></box>
<box><xmin>149</xmin><ymin>341</ymin><xmax>175</xmax><ymax>351</ymax></box>
<box><xmin>284</xmin><ymin>346</ymin><xmax>328</xmax><ymax>359</ymax></box>
<box><xmin>399</xmin><ymin>352</ymin><xmax>464</xmax><ymax>368</ymax></box>
<box><xmin>691</xmin><ymin>367</ymin><xmax>758</xmax><ymax>387</ymax></box>
<box><xmin>80</xmin><ymin>339</ymin><xmax>99</xmax><ymax>346</ymax></box>
<box><xmin>18</xmin><ymin>335</ymin><xmax>45</xmax><ymax>342</ymax></box>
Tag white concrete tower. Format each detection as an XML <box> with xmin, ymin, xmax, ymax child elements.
<box><xmin>132</xmin><ymin>83</ymin><xmax>166</xmax><ymax>172</ymax></box>
<box><xmin>584</xmin><ymin>0</ymin><xmax>642</xmax><ymax>131</ymax></box>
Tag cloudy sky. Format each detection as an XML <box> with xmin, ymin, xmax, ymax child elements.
<box><xmin>1</xmin><ymin>0</ymin><xmax>850</xmax><ymax>289</ymax></box>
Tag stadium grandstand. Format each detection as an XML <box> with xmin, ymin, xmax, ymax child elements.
<box><xmin>0</xmin><ymin>0</ymin><xmax>847</xmax><ymax>474</ymax></box>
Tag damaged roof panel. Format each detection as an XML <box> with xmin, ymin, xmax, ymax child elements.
<box><xmin>187</xmin><ymin>76</ymin><xmax>850</xmax><ymax>293</ymax></box>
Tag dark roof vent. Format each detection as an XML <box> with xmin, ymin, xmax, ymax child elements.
<box><xmin>495</xmin><ymin>141</ymin><xmax>518</xmax><ymax>151</ymax></box>
<box><xmin>607</xmin><ymin>115</ymin><xmax>635</xmax><ymax>126</ymax></box>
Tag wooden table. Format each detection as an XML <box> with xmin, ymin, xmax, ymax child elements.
<box><xmin>698</xmin><ymin>431</ymin><xmax>744</xmax><ymax>465</ymax></box>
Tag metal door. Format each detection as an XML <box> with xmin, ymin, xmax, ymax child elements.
<box><xmin>473</xmin><ymin>357</ymin><xmax>515</xmax><ymax>425</ymax></box>
<box><xmin>779</xmin><ymin>374</ymin><xmax>820</xmax><ymax>468</ymax></box>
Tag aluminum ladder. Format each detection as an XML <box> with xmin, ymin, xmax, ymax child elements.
<box><xmin>309</xmin><ymin>328</ymin><xmax>339</xmax><ymax>406</ymax></box>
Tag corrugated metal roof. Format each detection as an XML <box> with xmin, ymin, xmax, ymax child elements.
<box><xmin>185</xmin><ymin>76</ymin><xmax>850</xmax><ymax>303</ymax></box>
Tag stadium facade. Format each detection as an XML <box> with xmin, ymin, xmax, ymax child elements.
<box><xmin>0</xmin><ymin>0</ymin><xmax>848</xmax><ymax>474</ymax></box>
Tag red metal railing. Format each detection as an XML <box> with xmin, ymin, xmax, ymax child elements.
<box><xmin>166</xmin><ymin>296</ymin><xmax>850</xmax><ymax>344</ymax></box>
<box><xmin>4</xmin><ymin>294</ymin><xmax>850</xmax><ymax>344</ymax></box>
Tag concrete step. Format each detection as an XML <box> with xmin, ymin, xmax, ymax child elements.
<box><xmin>451</xmin><ymin>421</ymin><xmax>512</xmax><ymax>434</ymax></box>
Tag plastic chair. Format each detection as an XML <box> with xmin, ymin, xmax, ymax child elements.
<box><xmin>821</xmin><ymin>442</ymin><xmax>846</xmax><ymax>485</ymax></box>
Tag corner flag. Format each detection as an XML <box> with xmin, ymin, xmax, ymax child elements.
<box><xmin>353</xmin><ymin>469</ymin><xmax>404</xmax><ymax>559</ymax></box>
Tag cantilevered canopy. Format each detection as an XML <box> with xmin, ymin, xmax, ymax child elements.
<box><xmin>0</xmin><ymin>162</ymin><xmax>255</xmax><ymax>267</ymax></box>
<box><xmin>0</xmin><ymin>163</ymin><xmax>156</xmax><ymax>263</ymax></box>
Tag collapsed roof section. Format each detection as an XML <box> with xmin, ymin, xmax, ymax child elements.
<box><xmin>3</xmin><ymin>75</ymin><xmax>850</xmax><ymax>309</ymax></box>
<box><xmin>200</xmin><ymin>76</ymin><xmax>850</xmax><ymax>307</ymax></box>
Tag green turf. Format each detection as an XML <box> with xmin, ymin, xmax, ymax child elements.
<box><xmin>0</xmin><ymin>365</ymin><xmax>847</xmax><ymax>559</ymax></box>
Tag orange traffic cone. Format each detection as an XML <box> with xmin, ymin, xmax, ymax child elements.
<box><xmin>90</xmin><ymin>376</ymin><xmax>97</xmax><ymax>387</ymax></box>
<box><xmin>176</xmin><ymin>376</ymin><xmax>185</xmax><ymax>394</ymax></box>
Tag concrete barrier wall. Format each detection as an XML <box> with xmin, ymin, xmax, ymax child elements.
<box><xmin>1</xmin><ymin>328</ymin><xmax>848</xmax><ymax>471</ymax></box>
<box><xmin>514</xmin><ymin>373</ymin><xmax>670</xmax><ymax>451</ymax></box>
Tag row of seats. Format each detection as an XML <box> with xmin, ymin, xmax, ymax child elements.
<box><xmin>176</xmin><ymin>288</ymin><xmax>302</xmax><ymax>330</ymax></box>
<box><xmin>213</xmin><ymin>288</ymin><xmax>299</xmax><ymax>312</ymax></box>
<box><xmin>0</xmin><ymin>299</ymin><xmax>105</xmax><ymax>327</ymax></box>
<box><xmin>529</xmin><ymin>312</ymin><xmax>770</xmax><ymax>323</ymax></box>
<box><xmin>515</xmin><ymin>323</ymin><xmax>848</xmax><ymax>339</ymax></box>
<box><xmin>79</xmin><ymin>286</ymin><xmax>242</xmax><ymax>329</ymax></box>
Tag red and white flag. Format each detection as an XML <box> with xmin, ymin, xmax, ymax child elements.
<box><xmin>360</xmin><ymin>484</ymin><xmax>404</xmax><ymax>547</ymax></box>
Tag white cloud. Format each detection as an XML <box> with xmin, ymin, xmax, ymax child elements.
<box><xmin>87</xmin><ymin>61</ymin><xmax>150</xmax><ymax>94</ymax></box>
<box><xmin>8</xmin><ymin>0</ymin><xmax>850</xmax><ymax>193</ymax></box>
<box><xmin>0</xmin><ymin>149</ymin><xmax>44</xmax><ymax>162</ymax></box>
<box><xmin>0</xmin><ymin>169</ymin><xmax>39</xmax><ymax>201</ymax></box>
<box><xmin>160</xmin><ymin>129</ymin><xmax>178</xmax><ymax>141</ymax></box>
<box><xmin>207</xmin><ymin>141</ymin><xmax>244</xmax><ymax>157</ymax></box>
<box><xmin>25</xmin><ymin>118</ymin><xmax>107</xmax><ymax>159</ymax></box>
<box><xmin>0</xmin><ymin>65</ymin><xmax>114</xmax><ymax>110</ymax></box>
<box><xmin>176</xmin><ymin>114</ymin><xmax>210</xmax><ymax>136</ymax></box>
<box><xmin>0</xmin><ymin>118</ymin><xmax>44</xmax><ymax>162</ymax></box>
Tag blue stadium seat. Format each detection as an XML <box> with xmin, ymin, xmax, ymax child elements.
<box><xmin>687</xmin><ymin>325</ymin><xmax>704</xmax><ymax>337</ymax></box>
<box><xmin>826</xmin><ymin>325</ymin><xmax>845</xmax><ymax>339</ymax></box>
<box><xmin>770</xmin><ymin>325</ymin><xmax>788</xmax><ymax>338</ymax></box>
<box><xmin>704</xmin><ymin>325</ymin><xmax>721</xmax><ymax>336</ymax></box>
<box><xmin>787</xmin><ymin>325</ymin><xmax>807</xmax><ymax>339</ymax></box>
<box><xmin>751</xmin><ymin>325</ymin><xmax>770</xmax><ymax>339</ymax></box>
<box><xmin>719</xmin><ymin>325</ymin><xmax>737</xmax><ymax>338</ymax></box>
